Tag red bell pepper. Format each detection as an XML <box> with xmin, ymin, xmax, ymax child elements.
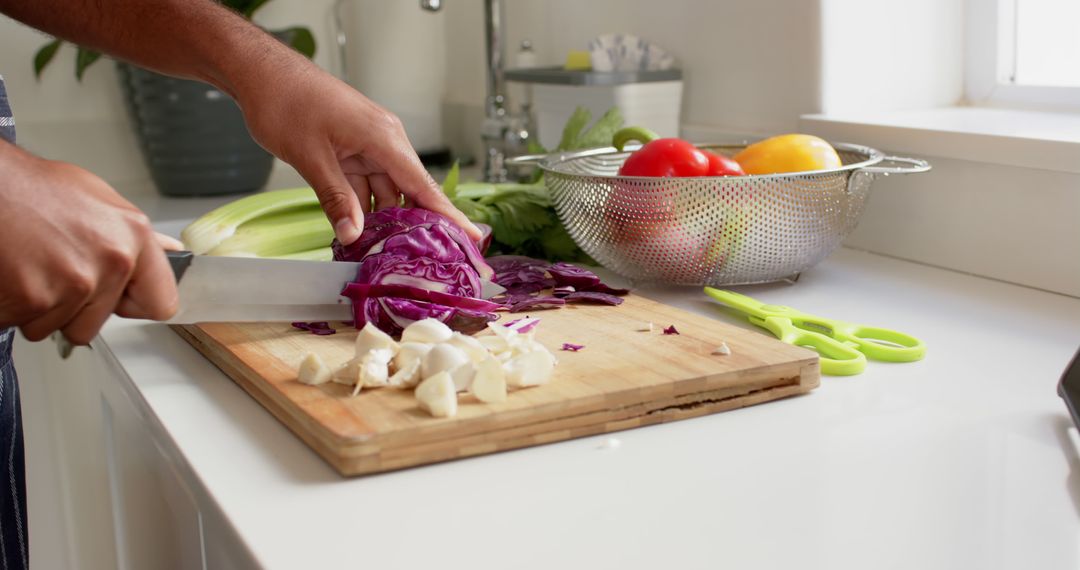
<box><xmin>613</xmin><ymin>126</ymin><xmax>745</xmax><ymax>177</ymax></box>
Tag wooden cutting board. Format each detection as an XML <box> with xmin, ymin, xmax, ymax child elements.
<box><xmin>174</xmin><ymin>294</ymin><xmax>819</xmax><ymax>476</ymax></box>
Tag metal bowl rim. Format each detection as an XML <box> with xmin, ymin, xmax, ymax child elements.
<box><xmin>538</xmin><ymin>141</ymin><xmax>886</xmax><ymax>181</ymax></box>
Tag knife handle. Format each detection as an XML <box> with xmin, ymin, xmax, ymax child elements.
<box><xmin>166</xmin><ymin>250</ymin><xmax>194</xmax><ymax>281</ymax></box>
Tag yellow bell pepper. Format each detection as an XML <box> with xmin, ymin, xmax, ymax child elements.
<box><xmin>734</xmin><ymin>134</ymin><xmax>842</xmax><ymax>175</ymax></box>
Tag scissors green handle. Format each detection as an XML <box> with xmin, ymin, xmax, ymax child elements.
<box><xmin>751</xmin><ymin>315</ymin><xmax>868</xmax><ymax>375</ymax></box>
<box><xmin>704</xmin><ymin>287</ymin><xmax>927</xmax><ymax>376</ymax></box>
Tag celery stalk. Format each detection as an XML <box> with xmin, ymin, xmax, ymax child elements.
<box><xmin>274</xmin><ymin>247</ymin><xmax>334</xmax><ymax>261</ymax></box>
<box><xmin>181</xmin><ymin>187</ymin><xmax>322</xmax><ymax>254</ymax></box>
<box><xmin>206</xmin><ymin>206</ymin><xmax>333</xmax><ymax>258</ymax></box>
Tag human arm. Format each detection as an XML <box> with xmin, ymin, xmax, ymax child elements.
<box><xmin>0</xmin><ymin>0</ymin><xmax>479</xmax><ymax>244</ymax></box>
<box><xmin>0</xmin><ymin>140</ymin><xmax>178</xmax><ymax>343</ymax></box>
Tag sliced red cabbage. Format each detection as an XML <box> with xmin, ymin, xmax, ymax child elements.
<box><xmin>504</xmin><ymin>317</ymin><xmax>541</xmax><ymax>334</ymax></box>
<box><xmin>561</xmin><ymin>343</ymin><xmax>584</xmax><ymax>352</ymax></box>
<box><xmin>487</xmin><ymin>255</ymin><xmax>629</xmax><ymax>312</ymax></box>
<box><xmin>376</xmin><ymin>297</ymin><xmax>496</xmax><ymax>335</ymax></box>
<box><xmin>663</xmin><ymin>325</ymin><xmax>680</xmax><ymax>335</ymax></box>
<box><xmin>291</xmin><ymin>321</ymin><xmax>337</xmax><ymax>335</ymax></box>
<box><xmin>341</xmin><ymin>282</ymin><xmax>503</xmax><ymax>313</ymax></box>
<box><xmin>509</xmin><ymin>297</ymin><xmax>565</xmax><ymax>313</ymax></box>
<box><xmin>553</xmin><ymin>285</ymin><xmax>575</xmax><ymax>297</ymax></box>
<box><xmin>563</xmin><ymin>291</ymin><xmax>625</xmax><ymax>306</ymax></box>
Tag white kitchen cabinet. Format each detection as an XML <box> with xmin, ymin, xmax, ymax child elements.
<box><xmin>19</xmin><ymin>333</ymin><xmax>258</xmax><ymax>569</ymax></box>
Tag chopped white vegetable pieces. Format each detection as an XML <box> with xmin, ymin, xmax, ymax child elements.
<box><xmin>388</xmin><ymin>360</ymin><xmax>421</xmax><ymax>388</ymax></box>
<box><xmin>355</xmin><ymin>322</ymin><xmax>399</xmax><ymax>357</ymax></box>
<box><xmin>332</xmin><ymin>359</ymin><xmax>359</xmax><ymax>385</ymax></box>
<box><xmin>401</xmin><ymin>318</ymin><xmax>453</xmax><ymax>344</ymax></box>
<box><xmin>356</xmin><ymin>350</ymin><xmax>392</xmax><ymax>395</ymax></box>
<box><xmin>415</xmin><ymin>371</ymin><xmax>457</xmax><ymax>418</ymax></box>
<box><xmin>636</xmin><ymin>322</ymin><xmax>655</xmax><ymax>332</ymax></box>
<box><xmin>712</xmin><ymin>342</ymin><xmax>731</xmax><ymax>356</ymax></box>
<box><xmin>297</xmin><ymin>352</ymin><xmax>332</xmax><ymax>385</ymax></box>
<box><xmin>447</xmin><ymin>332</ymin><xmax>489</xmax><ymax>364</ymax></box>
<box><xmin>471</xmin><ymin>357</ymin><xmax>507</xmax><ymax>404</ymax></box>
<box><xmin>422</xmin><ymin>344</ymin><xmax>470</xmax><ymax>383</ymax></box>
<box><xmin>390</xmin><ymin>343</ymin><xmax>432</xmax><ymax>388</ymax></box>
<box><xmin>296</xmin><ymin>317</ymin><xmax>559</xmax><ymax>418</ymax></box>
<box><xmin>504</xmin><ymin>350</ymin><xmax>556</xmax><ymax>388</ymax></box>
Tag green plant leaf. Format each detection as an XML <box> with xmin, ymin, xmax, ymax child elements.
<box><xmin>272</xmin><ymin>26</ymin><xmax>317</xmax><ymax>59</ymax></box>
<box><xmin>441</xmin><ymin>161</ymin><xmax>460</xmax><ymax>198</ymax></box>
<box><xmin>33</xmin><ymin>39</ymin><xmax>62</xmax><ymax>79</ymax></box>
<box><xmin>576</xmin><ymin>107</ymin><xmax>624</xmax><ymax>149</ymax></box>
<box><xmin>75</xmin><ymin>48</ymin><xmax>102</xmax><ymax>81</ymax></box>
<box><xmin>527</xmin><ymin>140</ymin><xmax>546</xmax><ymax>155</ymax></box>
<box><xmin>240</xmin><ymin>0</ymin><xmax>271</xmax><ymax>18</ymax></box>
<box><xmin>556</xmin><ymin>106</ymin><xmax>591</xmax><ymax>151</ymax></box>
<box><xmin>538</xmin><ymin>224</ymin><xmax>584</xmax><ymax>262</ymax></box>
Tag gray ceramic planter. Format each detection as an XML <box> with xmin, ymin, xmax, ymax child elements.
<box><xmin>117</xmin><ymin>63</ymin><xmax>273</xmax><ymax>196</ymax></box>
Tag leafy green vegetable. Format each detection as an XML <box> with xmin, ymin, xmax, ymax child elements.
<box><xmin>442</xmin><ymin>161</ymin><xmax>461</xmax><ymax>199</ymax></box>
<box><xmin>554</xmin><ymin>106</ymin><xmax>625</xmax><ymax>151</ymax></box>
<box><xmin>556</xmin><ymin>107</ymin><xmax>592</xmax><ymax>151</ymax></box>
<box><xmin>575</xmin><ymin>107</ymin><xmax>625</xmax><ymax>150</ymax></box>
<box><xmin>442</xmin><ymin>105</ymin><xmax>624</xmax><ymax>262</ymax></box>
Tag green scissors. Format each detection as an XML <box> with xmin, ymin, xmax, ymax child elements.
<box><xmin>704</xmin><ymin>288</ymin><xmax>926</xmax><ymax>376</ymax></box>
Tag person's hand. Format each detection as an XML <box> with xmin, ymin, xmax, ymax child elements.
<box><xmin>0</xmin><ymin>143</ymin><xmax>179</xmax><ymax>345</ymax></box>
<box><xmin>232</xmin><ymin>56</ymin><xmax>480</xmax><ymax>245</ymax></box>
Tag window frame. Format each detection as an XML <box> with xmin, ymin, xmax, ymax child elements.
<box><xmin>965</xmin><ymin>0</ymin><xmax>1080</xmax><ymax>110</ymax></box>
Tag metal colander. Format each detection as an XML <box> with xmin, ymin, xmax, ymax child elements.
<box><xmin>514</xmin><ymin>142</ymin><xmax>930</xmax><ymax>287</ymax></box>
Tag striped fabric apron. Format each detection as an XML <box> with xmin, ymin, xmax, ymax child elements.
<box><xmin>0</xmin><ymin>75</ymin><xmax>30</xmax><ymax>570</ymax></box>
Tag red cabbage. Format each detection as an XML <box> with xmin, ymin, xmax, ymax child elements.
<box><xmin>509</xmin><ymin>297</ymin><xmax>566</xmax><ymax>312</ymax></box>
<box><xmin>373</xmin><ymin>298</ymin><xmax>495</xmax><ymax>334</ymax></box>
<box><xmin>504</xmin><ymin>317</ymin><xmax>541</xmax><ymax>334</ymax></box>
<box><xmin>291</xmin><ymin>321</ymin><xmax>337</xmax><ymax>335</ymax></box>
<box><xmin>486</xmin><ymin>255</ymin><xmax>630</xmax><ymax>312</ymax></box>
<box><xmin>333</xmin><ymin>207</ymin><xmax>499</xmax><ymax>336</ymax></box>
<box><xmin>561</xmin><ymin>343</ymin><xmax>585</xmax><ymax>352</ymax></box>
<box><xmin>564</xmin><ymin>291</ymin><xmax>625</xmax><ymax>306</ymax></box>
<box><xmin>355</xmin><ymin>254</ymin><xmax>481</xmax><ymax>296</ymax></box>
<box><xmin>333</xmin><ymin>207</ymin><xmax>493</xmax><ymax>281</ymax></box>
<box><xmin>341</xmin><ymin>282</ymin><xmax>503</xmax><ymax>313</ymax></box>
<box><xmin>663</xmin><ymin>325</ymin><xmax>680</xmax><ymax>335</ymax></box>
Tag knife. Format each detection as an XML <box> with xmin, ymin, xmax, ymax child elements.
<box><xmin>53</xmin><ymin>251</ymin><xmax>505</xmax><ymax>357</ymax></box>
<box><xmin>165</xmin><ymin>251</ymin><xmax>506</xmax><ymax>323</ymax></box>
<box><xmin>165</xmin><ymin>251</ymin><xmax>359</xmax><ymax>324</ymax></box>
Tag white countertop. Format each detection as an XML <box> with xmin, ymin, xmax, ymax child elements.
<box><xmin>95</xmin><ymin>184</ymin><xmax>1080</xmax><ymax>569</ymax></box>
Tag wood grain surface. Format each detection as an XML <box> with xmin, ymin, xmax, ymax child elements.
<box><xmin>174</xmin><ymin>294</ymin><xmax>819</xmax><ymax>476</ymax></box>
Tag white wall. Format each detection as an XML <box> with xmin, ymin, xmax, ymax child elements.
<box><xmin>819</xmin><ymin>0</ymin><xmax>965</xmax><ymax>113</ymax></box>
<box><xmin>442</xmin><ymin>0</ymin><xmax>823</xmax><ymax>151</ymax></box>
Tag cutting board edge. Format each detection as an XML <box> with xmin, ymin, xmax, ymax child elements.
<box><xmin>362</xmin><ymin>356</ymin><xmax>821</xmax><ymax>448</ymax></box>
<box><xmin>330</xmin><ymin>364</ymin><xmax>818</xmax><ymax>476</ymax></box>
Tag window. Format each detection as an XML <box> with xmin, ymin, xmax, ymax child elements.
<box><xmin>966</xmin><ymin>0</ymin><xmax>1080</xmax><ymax>109</ymax></box>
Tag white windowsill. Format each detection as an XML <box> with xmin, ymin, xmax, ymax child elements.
<box><xmin>799</xmin><ymin>106</ymin><xmax>1080</xmax><ymax>174</ymax></box>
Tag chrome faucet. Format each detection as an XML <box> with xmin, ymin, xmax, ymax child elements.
<box><xmin>422</xmin><ymin>0</ymin><xmax>533</xmax><ymax>182</ymax></box>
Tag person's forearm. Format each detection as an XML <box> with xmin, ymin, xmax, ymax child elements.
<box><xmin>0</xmin><ymin>0</ymin><xmax>301</xmax><ymax>101</ymax></box>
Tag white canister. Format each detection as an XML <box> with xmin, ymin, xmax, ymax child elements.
<box><xmin>335</xmin><ymin>0</ymin><xmax>447</xmax><ymax>154</ymax></box>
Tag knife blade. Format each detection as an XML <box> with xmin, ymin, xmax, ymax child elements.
<box><xmin>165</xmin><ymin>251</ymin><xmax>359</xmax><ymax>324</ymax></box>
